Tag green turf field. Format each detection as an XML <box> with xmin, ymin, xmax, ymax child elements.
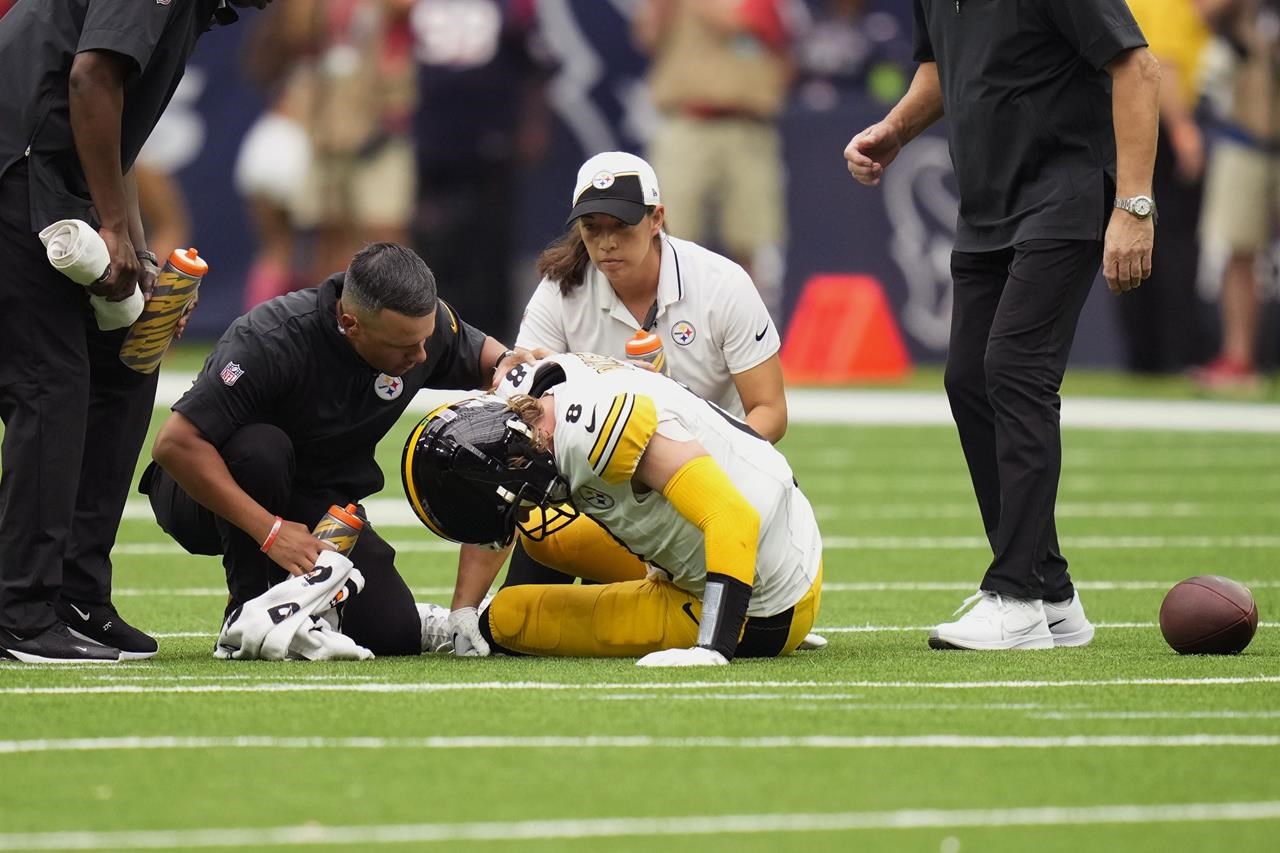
<box><xmin>2</xmin><ymin>364</ymin><xmax>1279</xmax><ymax>851</ymax></box>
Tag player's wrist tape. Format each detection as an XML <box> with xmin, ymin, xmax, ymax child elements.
<box><xmin>260</xmin><ymin>516</ymin><xmax>283</xmax><ymax>553</ymax></box>
<box><xmin>135</xmin><ymin>250</ymin><xmax>158</xmax><ymax>265</ymax></box>
<box><xmin>697</xmin><ymin>573</ymin><xmax>752</xmax><ymax>661</ymax></box>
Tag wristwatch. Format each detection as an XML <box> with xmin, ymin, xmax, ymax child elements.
<box><xmin>1114</xmin><ymin>195</ymin><xmax>1156</xmax><ymax>221</ymax></box>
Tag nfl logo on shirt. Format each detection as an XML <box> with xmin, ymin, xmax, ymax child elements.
<box><xmin>220</xmin><ymin>361</ymin><xmax>244</xmax><ymax>386</ymax></box>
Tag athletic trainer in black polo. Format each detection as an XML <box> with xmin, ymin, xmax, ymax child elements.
<box><xmin>0</xmin><ymin>0</ymin><xmax>272</xmax><ymax>664</ymax></box>
<box><xmin>142</xmin><ymin>243</ymin><xmax>527</xmax><ymax>656</ymax></box>
<box><xmin>844</xmin><ymin>0</ymin><xmax>1161</xmax><ymax>650</ymax></box>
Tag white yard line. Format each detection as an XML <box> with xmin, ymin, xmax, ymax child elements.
<box><xmin>154</xmin><ymin>376</ymin><xmax>1280</xmax><ymax>433</ymax></box>
<box><xmin>1030</xmin><ymin>711</ymin><xmax>1280</xmax><ymax>720</ymax></box>
<box><xmin>2</xmin><ymin>676</ymin><xmax>1279</xmax><ymax>696</ymax></box>
<box><xmin>3</xmin><ymin>800</ymin><xmax>1280</xmax><ymax>850</ymax></box>
<box><xmin>3</xmin><ymin>735</ymin><xmax>1280</xmax><ymax>756</ymax></box>
<box><xmin>105</xmin><ymin>580</ymin><xmax>1280</xmax><ymax>597</ymax></box>
<box><xmin>107</xmin><ymin>534</ymin><xmax>1280</xmax><ymax>557</ymax></box>
<box><xmin>815</xmin><ymin>622</ymin><xmax>1280</xmax><ymax>633</ymax></box>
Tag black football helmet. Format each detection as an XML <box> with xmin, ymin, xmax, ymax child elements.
<box><xmin>401</xmin><ymin>395</ymin><xmax>577</xmax><ymax>548</ymax></box>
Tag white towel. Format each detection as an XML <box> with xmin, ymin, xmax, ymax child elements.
<box><xmin>214</xmin><ymin>550</ymin><xmax>374</xmax><ymax>661</ymax></box>
<box><xmin>38</xmin><ymin>219</ymin><xmax>145</xmax><ymax>330</ymax></box>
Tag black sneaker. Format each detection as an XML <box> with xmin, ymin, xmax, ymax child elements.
<box><xmin>55</xmin><ymin>599</ymin><xmax>158</xmax><ymax>660</ymax></box>
<box><xmin>0</xmin><ymin>621</ymin><xmax>120</xmax><ymax>663</ymax></box>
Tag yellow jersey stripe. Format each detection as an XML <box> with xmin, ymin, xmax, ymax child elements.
<box><xmin>588</xmin><ymin>394</ymin><xmax>627</xmax><ymax>468</ymax></box>
<box><xmin>599</xmin><ymin>394</ymin><xmax>658</xmax><ymax>485</ymax></box>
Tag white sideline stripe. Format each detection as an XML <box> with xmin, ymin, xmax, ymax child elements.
<box><xmin>815</xmin><ymin>622</ymin><xmax>1280</xmax><ymax>633</ymax></box>
<box><xmin>122</xmin><ymin>498</ymin><xmax>1280</xmax><ymax>525</ymax></box>
<box><xmin>107</xmin><ymin>580</ymin><xmax>1280</xmax><ymax>598</ymax></box>
<box><xmin>154</xmin><ymin>375</ymin><xmax>1280</xmax><ymax>432</ymax></box>
<box><xmin>1031</xmin><ymin>711</ymin><xmax>1280</xmax><ymax>720</ymax></box>
<box><xmin>3</xmin><ymin>735</ymin><xmax>1280</xmax><ymax>756</ymax></box>
<box><xmin>3</xmin><ymin>676</ymin><xmax>1279</xmax><ymax>696</ymax></box>
<box><xmin>5</xmin><ymin>800</ymin><xmax>1280</xmax><ymax>850</ymax></box>
<box><xmin>107</xmin><ymin>534</ymin><xmax>1280</xmax><ymax>558</ymax></box>
<box><xmin>151</xmin><ymin>632</ymin><xmax>213</xmax><ymax>638</ymax></box>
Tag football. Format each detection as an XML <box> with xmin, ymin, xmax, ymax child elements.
<box><xmin>1158</xmin><ymin>575</ymin><xmax>1259</xmax><ymax>655</ymax></box>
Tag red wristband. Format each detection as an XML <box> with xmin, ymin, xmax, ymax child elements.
<box><xmin>260</xmin><ymin>516</ymin><xmax>283</xmax><ymax>553</ymax></box>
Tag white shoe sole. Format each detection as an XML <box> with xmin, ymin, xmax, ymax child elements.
<box><xmin>797</xmin><ymin>632</ymin><xmax>828</xmax><ymax>650</ymax></box>
<box><xmin>0</xmin><ymin>648</ymin><xmax>120</xmax><ymax>663</ymax></box>
<box><xmin>928</xmin><ymin>630</ymin><xmax>1054</xmax><ymax>651</ymax></box>
<box><xmin>1049</xmin><ymin>624</ymin><xmax>1095</xmax><ymax>647</ymax></box>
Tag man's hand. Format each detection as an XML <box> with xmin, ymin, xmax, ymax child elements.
<box><xmin>490</xmin><ymin>347</ymin><xmax>536</xmax><ymax>390</ymax></box>
<box><xmin>636</xmin><ymin>646</ymin><xmax>728</xmax><ymax>667</ymax></box>
<box><xmin>262</xmin><ymin>520</ymin><xmax>337</xmax><ymax>576</ymax></box>
<box><xmin>844</xmin><ymin>121</ymin><xmax>903</xmax><ymax>186</ymax></box>
<box><xmin>91</xmin><ymin>227</ymin><xmax>140</xmax><ymax>301</ymax></box>
<box><xmin>449</xmin><ymin>607</ymin><xmax>490</xmax><ymax>657</ymax></box>
<box><xmin>1103</xmin><ymin>212</ymin><xmax>1154</xmax><ymax>294</ymax></box>
<box><xmin>175</xmin><ymin>292</ymin><xmax>199</xmax><ymax>341</ymax></box>
<box><xmin>137</xmin><ymin>253</ymin><xmax>159</xmax><ymax>299</ymax></box>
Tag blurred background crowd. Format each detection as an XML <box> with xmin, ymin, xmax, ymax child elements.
<box><xmin>3</xmin><ymin>0</ymin><xmax>1276</xmax><ymax>391</ymax></box>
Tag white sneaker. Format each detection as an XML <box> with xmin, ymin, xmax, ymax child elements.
<box><xmin>927</xmin><ymin>591</ymin><xmax>1054</xmax><ymax>650</ymax></box>
<box><xmin>416</xmin><ymin>603</ymin><xmax>453</xmax><ymax>654</ymax></box>
<box><xmin>797</xmin><ymin>632</ymin><xmax>828</xmax><ymax>650</ymax></box>
<box><xmin>1043</xmin><ymin>592</ymin><xmax>1095</xmax><ymax>647</ymax></box>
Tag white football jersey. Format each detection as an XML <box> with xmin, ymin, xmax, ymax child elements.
<box><xmin>496</xmin><ymin>353</ymin><xmax>821</xmax><ymax>617</ymax></box>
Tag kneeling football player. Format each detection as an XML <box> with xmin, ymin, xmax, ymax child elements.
<box><xmin>402</xmin><ymin>352</ymin><xmax>823</xmax><ymax>666</ymax></box>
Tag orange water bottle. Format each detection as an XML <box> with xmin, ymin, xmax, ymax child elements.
<box><xmin>625</xmin><ymin>329</ymin><xmax>669</xmax><ymax>375</ymax></box>
<box><xmin>119</xmin><ymin>247</ymin><xmax>208</xmax><ymax>374</ymax></box>
<box><xmin>313</xmin><ymin>503</ymin><xmax>364</xmax><ymax>557</ymax></box>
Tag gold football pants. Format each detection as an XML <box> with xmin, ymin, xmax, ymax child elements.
<box><xmin>487</xmin><ymin>516</ymin><xmax>822</xmax><ymax>658</ymax></box>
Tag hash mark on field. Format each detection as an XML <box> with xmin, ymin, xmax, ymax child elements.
<box><xmin>3</xmin><ymin>735</ymin><xmax>1280</xmax><ymax>756</ymax></box>
<box><xmin>3</xmin><ymin>800</ymin><xmax>1280</xmax><ymax>849</ymax></box>
<box><xmin>3</xmin><ymin>676</ymin><xmax>1279</xmax><ymax>696</ymax></box>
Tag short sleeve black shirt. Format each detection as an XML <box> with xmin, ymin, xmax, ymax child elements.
<box><xmin>912</xmin><ymin>0</ymin><xmax>1147</xmax><ymax>251</ymax></box>
<box><xmin>0</xmin><ymin>0</ymin><xmax>222</xmax><ymax>228</ymax></box>
<box><xmin>171</xmin><ymin>276</ymin><xmax>489</xmax><ymax>501</ymax></box>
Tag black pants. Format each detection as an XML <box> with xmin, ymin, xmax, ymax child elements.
<box><xmin>1115</xmin><ymin>131</ymin><xmax>1214</xmax><ymax>373</ymax></box>
<box><xmin>0</xmin><ymin>163</ymin><xmax>159</xmax><ymax>634</ymax></box>
<box><xmin>945</xmin><ymin>239</ymin><xmax>1102</xmax><ymax>602</ymax></box>
<box><xmin>142</xmin><ymin>424</ymin><xmax>421</xmax><ymax>655</ymax></box>
<box><xmin>412</xmin><ymin>160</ymin><xmax>515</xmax><ymax>342</ymax></box>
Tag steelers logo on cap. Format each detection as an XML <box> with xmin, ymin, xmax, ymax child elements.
<box><xmin>592</xmin><ymin>171</ymin><xmax>616</xmax><ymax>190</ymax></box>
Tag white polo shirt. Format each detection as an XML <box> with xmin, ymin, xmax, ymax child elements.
<box><xmin>515</xmin><ymin>235</ymin><xmax>780</xmax><ymax>417</ymax></box>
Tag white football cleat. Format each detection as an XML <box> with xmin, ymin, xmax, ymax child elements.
<box><xmin>416</xmin><ymin>603</ymin><xmax>453</xmax><ymax>654</ymax></box>
<box><xmin>927</xmin><ymin>591</ymin><xmax>1053</xmax><ymax>650</ymax></box>
<box><xmin>797</xmin><ymin>632</ymin><xmax>828</xmax><ymax>650</ymax></box>
<box><xmin>1043</xmin><ymin>592</ymin><xmax>1095</xmax><ymax>647</ymax></box>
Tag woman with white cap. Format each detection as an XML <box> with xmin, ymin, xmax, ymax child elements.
<box><xmin>516</xmin><ymin>151</ymin><xmax>787</xmax><ymax>443</ymax></box>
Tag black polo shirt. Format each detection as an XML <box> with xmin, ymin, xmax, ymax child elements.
<box><xmin>0</xmin><ymin>0</ymin><xmax>223</xmax><ymax>228</ymax></box>
<box><xmin>170</xmin><ymin>275</ymin><xmax>488</xmax><ymax>501</ymax></box>
<box><xmin>913</xmin><ymin>0</ymin><xmax>1147</xmax><ymax>252</ymax></box>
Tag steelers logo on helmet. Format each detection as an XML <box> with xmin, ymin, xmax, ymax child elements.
<box><xmin>401</xmin><ymin>395</ymin><xmax>577</xmax><ymax>548</ymax></box>
<box><xmin>592</xmin><ymin>171</ymin><xmax>616</xmax><ymax>190</ymax></box>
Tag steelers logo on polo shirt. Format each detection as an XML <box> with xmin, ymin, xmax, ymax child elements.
<box><xmin>375</xmin><ymin>373</ymin><xmax>404</xmax><ymax>401</ymax></box>
<box><xmin>671</xmin><ymin>321</ymin><xmax>696</xmax><ymax>346</ymax></box>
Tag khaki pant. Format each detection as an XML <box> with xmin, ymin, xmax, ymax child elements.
<box><xmin>1201</xmin><ymin>136</ymin><xmax>1280</xmax><ymax>252</ymax></box>
<box><xmin>647</xmin><ymin>114</ymin><xmax>785</xmax><ymax>257</ymax></box>
<box><xmin>292</xmin><ymin>137</ymin><xmax>415</xmax><ymax>230</ymax></box>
